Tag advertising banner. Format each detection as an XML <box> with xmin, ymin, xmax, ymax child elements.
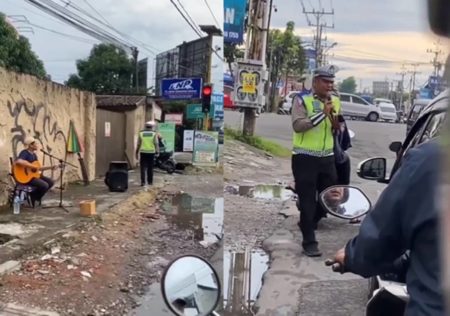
<box><xmin>158</xmin><ymin>123</ymin><xmax>176</xmax><ymax>152</ymax></box>
<box><xmin>224</xmin><ymin>0</ymin><xmax>246</xmax><ymax>44</ymax></box>
<box><xmin>183</xmin><ymin>130</ymin><xmax>195</xmax><ymax>152</ymax></box>
<box><xmin>193</xmin><ymin>131</ymin><xmax>219</xmax><ymax>166</ymax></box>
<box><xmin>161</xmin><ymin>78</ymin><xmax>202</xmax><ymax>100</ymax></box>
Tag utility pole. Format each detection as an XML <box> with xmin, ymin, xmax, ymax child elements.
<box><xmin>132</xmin><ymin>47</ymin><xmax>139</xmax><ymax>92</ymax></box>
<box><xmin>242</xmin><ymin>0</ymin><xmax>269</xmax><ymax>136</ymax></box>
<box><xmin>396</xmin><ymin>63</ymin><xmax>407</xmax><ymax>110</ymax></box>
<box><xmin>408</xmin><ymin>63</ymin><xmax>421</xmax><ymax>111</ymax></box>
<box><xmin>427</xmin><ymin>40</ymin><xmax>443</xmax><ymax>77</ymax></box>
<box><xmin>302</xmin><ymin>8</ymin><xmax>334</xmax><ymax>67</ymax></box>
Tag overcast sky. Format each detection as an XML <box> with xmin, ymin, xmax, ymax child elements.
<box><xmin>270</xmin><ymin>0</ymin><xmax>448</xmax><ymax>91</ymax></box>
<box><xmin>0</xmin><ymin>0</ymin><xmax>223</xmax><ymax>90</ymax></box>
<box><xmin>1</xmin><ymin>0</ymin><xmax>448</xmax><ymax>93</ymax></box>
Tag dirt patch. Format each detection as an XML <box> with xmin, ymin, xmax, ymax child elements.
<box><xmin>0</xmin><ymin>189</ymin><xmax>219</xmax><ymax>315</ymax></box>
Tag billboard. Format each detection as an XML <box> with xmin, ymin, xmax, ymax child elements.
<box><xmin>161</xmin><ymin>78</ymin><xmax>203</xmax><ymax>100</ymax></box>
<box><xmin>224</xmin><ymin>0</ymin><xmax>246</xmax><ymax>44</ymax></box>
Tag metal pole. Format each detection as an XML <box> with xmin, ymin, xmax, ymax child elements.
<box><xmin>204</xmin><ymin>35</ymin><xmax>213</xmax><ymax>131</ymax></box>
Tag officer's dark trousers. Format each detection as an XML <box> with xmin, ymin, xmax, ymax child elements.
<box><xmin>336</xmin><ymin>158</ymin><xmax>351</xmax><ymax>185</ymax></box>
<box><xmin>292</xmin><ymin>154</ymin><xmax>337</xmax><ymax>247</ymax></box>
<box><xmin>140</xmin><ymin>153</ymin><xmax>155</xmax><ymax>185</ymax></box>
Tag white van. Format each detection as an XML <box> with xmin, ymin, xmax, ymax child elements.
<box><xmin>374</xmin><ymin>98</ymin><xmax>398</xmax><ymax>122</ymax></box>
<box><xmin>339</xmin><ymin>93</ymin><xmax>381</xmax><ymax>122</ymax></box>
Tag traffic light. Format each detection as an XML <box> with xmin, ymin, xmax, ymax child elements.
<box><xmin>202</xmin><ymin>84</ymin><xmax>212</xmax><ymax>113</ymax></box>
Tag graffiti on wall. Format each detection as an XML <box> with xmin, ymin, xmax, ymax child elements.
<box><xmin>7</xmin><ymin>99</ymin><xmax>67</xmax><ymax>180</ymax></box>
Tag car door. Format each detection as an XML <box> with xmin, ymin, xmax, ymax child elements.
<box><xmin>351</xmin><ymin>95</ymin><xmax>371</xmax><ymax>118</ymax></box>
<box><xmin>339</xmin><ymin>94</ymin><xmax>352</xmax><ymax>116</ymax></box>
<box><xmin>389</xmin><ymin>109</ymin><xmax>447</xmax><ymax>180</ymax></box>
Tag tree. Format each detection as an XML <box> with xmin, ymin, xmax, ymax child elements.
<box><xmin>0</xmin><ymin>13</ymin><xmax>46</xmax><ymax>78</ymax></box>
<box><xmin>338</xmin><ymin>76</ymin><xmax>357</xmax><ymax>93</ymax></box>
<box><xmin>66</xmin><ymin>43</ymin><xmax>134</xmax><ymax>94</ymax></box>
<box><xmin>267</xmin><ymin>21</ymin><xmax>306</xmax><ymax>110</ymax></box>
<box><xmin>224</xmin><ymin>43</ymin><xmax>244</xmax><ymax>74</ymax></box>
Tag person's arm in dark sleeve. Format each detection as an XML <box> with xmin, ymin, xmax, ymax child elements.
<box><xmin>291</xmin><ymin>96</ymin><xmax>326</xmax><ymax>133</ymax></box>
<box><xmin>344</xmin><ymin>152</ymin><xmax>416</xmax><ymax>277</ymax></box>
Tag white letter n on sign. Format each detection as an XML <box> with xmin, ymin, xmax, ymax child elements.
<box><xmin>225</xmin><ymin>8</ymin><xmax>235</xmax><ymax>24</ymax></box>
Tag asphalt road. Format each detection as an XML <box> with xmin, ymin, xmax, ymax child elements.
<box><xmin>225</xmin><ymin>111</ymin><xmax>406</xmax><ymax>200</ymax></box>
<box><xmin>224</xmin><ymin>110</ymin><xmax>407</xmax><ymax>315</ymax></box>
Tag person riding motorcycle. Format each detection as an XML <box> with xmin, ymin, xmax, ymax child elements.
<box><xmin>330</xmin><ymin>140</ymin><xmax>445</xmax><ymax>315</ymax></box>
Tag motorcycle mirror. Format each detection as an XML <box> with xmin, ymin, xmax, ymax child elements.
<box><xmin>319</xmin><ymin>185</ymin><xmax>371</xmax><ymax>220</ymax></box>
<box><xmin>161</xmin><ymin>255</ymin><xmax>221</xmax><ymax>316</ymax></box>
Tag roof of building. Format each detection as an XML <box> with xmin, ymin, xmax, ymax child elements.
<box><xmin>96</xmin><ymin>95</ymin><xmax>146</xmax><ymax>111</ymax></box>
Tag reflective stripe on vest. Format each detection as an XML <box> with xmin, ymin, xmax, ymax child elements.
<box><xmin>139</xmin><ymin>131</ymin><xmax>156</xmax><ymax>153</ymax></box>
<box><xmin>292</xmin><ymin>94</ymin><xmax>341</xmax><ymax>156</ymax></box>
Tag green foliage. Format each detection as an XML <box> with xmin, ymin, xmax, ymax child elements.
<box><xmin>66</xmin><ymin>43</ymin><xmax>134</xmax><ymax>94</ymax></box>
<box><xmin>268</xmin><ymin>21</ymin><xmax>305</xmax><ymax>81</ymax></box>
<box><xmin>224</xmin><ymin>43</ymin><xmax>244</xmax><ymax>74</ymax></box>
<box><xmin>0</xmin><ymin>13</ymin><xmax>46</xmax><ymax>78</ymax></box>
<box><xmin>338</xmin><ymin>76</ymin><xmax>357</xmax><ymax>93</ymax></box>
<box><xmin>224</xmin><ymin>127</ymin><xmax>291</xmax><ymax>158</ymax></box>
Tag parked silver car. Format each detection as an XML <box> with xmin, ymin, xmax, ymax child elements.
<box><xmin>340</xmin><ymin>93</ymin><xmax>381</xmax><ymax>122</ymax></box>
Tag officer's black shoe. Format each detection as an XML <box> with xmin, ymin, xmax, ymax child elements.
<box><xmin>302</xmin><ymin>244</ymin><xmax>322</xmax><ymax>257</ymax></box>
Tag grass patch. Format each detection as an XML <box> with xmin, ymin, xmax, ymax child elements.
<box><xmin>225</xmin><ymin>128</ymin><xmax>291</xmax><ymax>158</ymax></box>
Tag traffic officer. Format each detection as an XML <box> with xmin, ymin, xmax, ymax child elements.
<box><xmin>135</xmin><ymin>121</ymin><xmax>159</xmax><ymax>186</ymax></box>
<box><xmin>291</xmin><ymin>65</ymin><xmax>341</xmax><ymax>257</ymax></box>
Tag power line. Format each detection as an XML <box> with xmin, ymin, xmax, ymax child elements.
<box><xmin>81</xmin><ymin>0</ymin><xmax>111</xmax><ymax>26</ymax></box>
<box><xmin>170</xmin><ymin>0</ymin><xmax>202</xmax><ymax>37</ymax></box>
<box><xmin>57</xmin><ymin>0</ymin><xmax>160</xmax><ymax>54</ymax></box>
<box><xmin>203</xmin><ymin>0</ymin><xmax>221</xmax><ymax>29</ymax></box>
<box><xmin>25</xmin><ymin>0</ymin><xmax>135</xmax><ymax>52</ymax></box>
<box><xmin>28</xmin><ymin>21</ymin><xmax>98</xmax><ymax>44</ymax></box>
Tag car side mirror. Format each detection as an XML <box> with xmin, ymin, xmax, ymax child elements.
<box><xmin>427</xmin><ymin>0</ymin><xmax>450</xmax><ymax>37</ymax></box>
<box><xmin>357</xmin><ymin>158</ymin><xmax>386</xmax><ymax>181</ymax></box>
<box><xmin>389</xmin><ymin>141</ymin><xmax>402</xmax><ymax>154</ymax></box>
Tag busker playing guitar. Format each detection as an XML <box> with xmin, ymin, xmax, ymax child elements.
<box><xmin>14</xmin><ymin>137</ymin><xmax>61</xmax><ymax>207</ymax></box>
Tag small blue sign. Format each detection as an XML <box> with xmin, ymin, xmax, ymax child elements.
<box><xmin>161</xmin><ymin>78</ymin><xmax>203</xmax><ymax>100</ymax></box>
<box><xmin>212</xmin><ymin>93</ymin><xmax>224</xmax><ymax>120</ymax></box>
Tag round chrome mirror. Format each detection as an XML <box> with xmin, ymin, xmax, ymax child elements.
<box><xmin>320</xmin><ymin>186</ymin><xmax>371</xmax><ymax>220</ymax></box>
<box><xmin>161</xmin><ymin>255</ymin><xmax>221</xmax><ymax>316</ymax></box>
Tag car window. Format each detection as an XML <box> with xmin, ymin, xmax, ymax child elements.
<box><xmin>352</xmin><ymin>96</ymin><xmax>368</xmax><ymax>105</ymax></box>
<box><xmin>340</xmin><ymin>94</ymin><xmax>351</xmax><ymax>102</ymax></box>
<box><xmin>419</xmin><ymin>111</ymin><xmax>447</xmax><ymax>143</ymax></box>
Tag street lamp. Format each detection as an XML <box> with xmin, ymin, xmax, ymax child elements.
<box><xmin>322</xmin><ymin>42</ymin><xmax>338</xmax><ymax>65</ymax></box>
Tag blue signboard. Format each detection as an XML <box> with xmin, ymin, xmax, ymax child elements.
<box><xmin>212</xmin><ymin>93</ymin><xmax>224</xmax><ymax>120</ymax></box>
<box><xmin>224</xmin><ymin>0</ymin><xmax>246</xmax><ymax>44</ymax></box>
<box><xmin>161</xmin><ymin>78</ymin><xmax>202</xmax><ymax>100</ymax></box>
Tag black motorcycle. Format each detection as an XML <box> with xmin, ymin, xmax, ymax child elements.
<box><xmin>155</xmin><ymin>150</ymin><xmax>176</xmax><ymax>174</ymax></box>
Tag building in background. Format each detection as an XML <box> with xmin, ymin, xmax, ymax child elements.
<box><xmin>372</xmin><ymin>81</ymin><xmax>390</xmax><ymax>97</ymax></box>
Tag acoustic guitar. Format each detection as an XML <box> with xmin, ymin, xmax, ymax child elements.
<box><xmin>13</xmin><ymin>161</ymin><xmax>63</xmax><ymax>184</ymax></box>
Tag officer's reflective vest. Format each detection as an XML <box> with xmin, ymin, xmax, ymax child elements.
<box><xmin>139</xmin><ymin>130</ymin><xmax>156</xmax><ymax>153</ymax></box>
<box><xmin>292</xmin><ymin>94</ymin><xmax>341</xmax><ymax>156</ymax></box>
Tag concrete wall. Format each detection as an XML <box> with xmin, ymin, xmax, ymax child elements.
<box><xmin>126</xmin><ymin>105</ymin><xmax>146</xmax><ymax>167</ymax></box>
<box><xmin>0</xmin><ymin>67</ymin><xmax>96</xmax><ymax>205</ymax></box>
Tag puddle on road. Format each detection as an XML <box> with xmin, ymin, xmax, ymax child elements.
<box><xmin>223</xmin><ymin>249</ymin><xmax>269</xmax><ymax>314</ymax></box>
<box><xmin>226</xmin><ymin>184</ymin><xmax>294</xmax><ymax>201</ymax></box>
<box><xmin>161</xmin><ymin>194</ymin><xmax>224</xmax><ymax>247</ymax></box>
<box><xmin>0</xmin><ymin>233</ymin><xmax>15</xmax><ymax>245</ymax></box>
<box><xmin>130</xmin><ymin>282</ymin><xmax>172</xmax><ymax>316</ymax></box>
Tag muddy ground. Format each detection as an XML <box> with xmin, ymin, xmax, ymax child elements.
<box><xmin>0</xmin><ymin>168</ymin><xmax>223</xmax><ymax>316</ymax></box>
